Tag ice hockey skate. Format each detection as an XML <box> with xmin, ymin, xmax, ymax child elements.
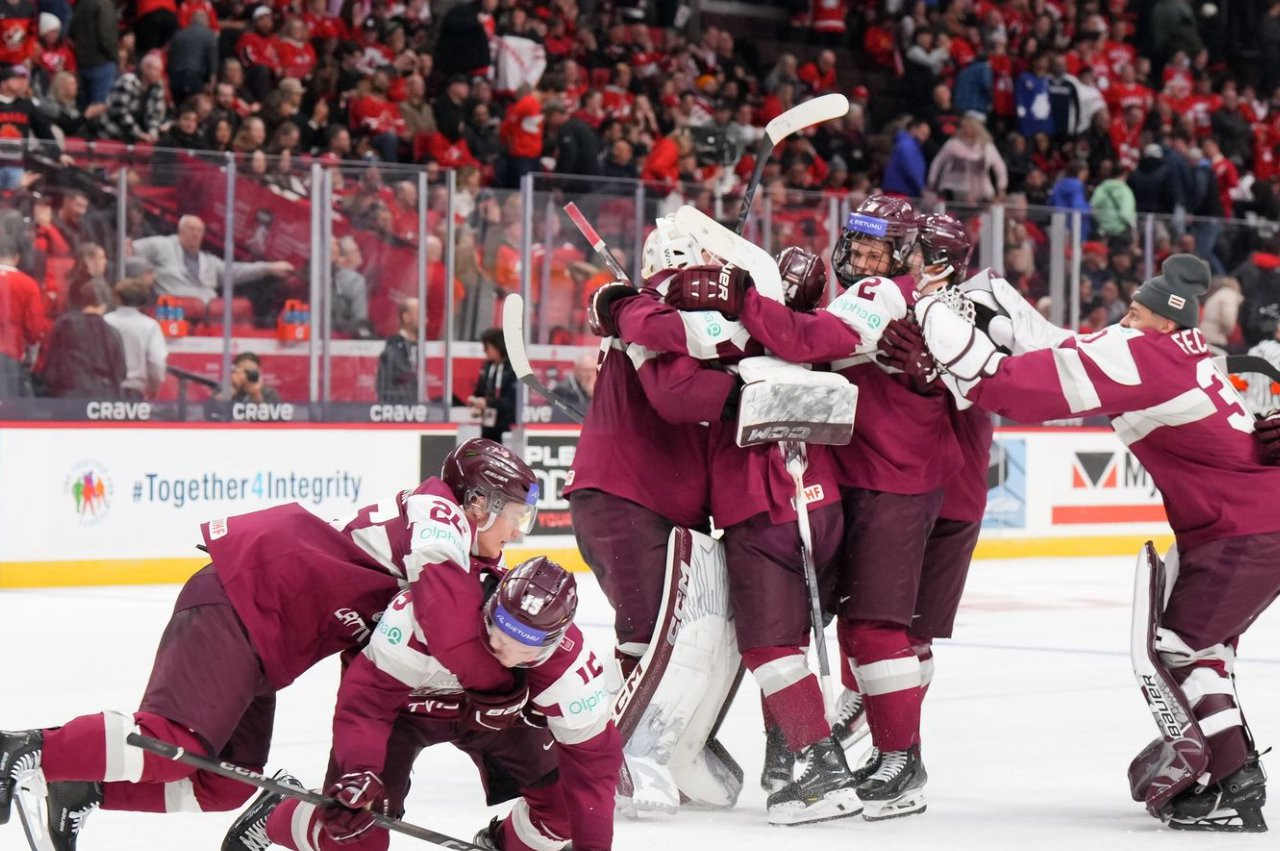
<box><xmin>0</xmin><ymin>730</ymin><xmax>42</xmax><ymax>825</ymax></box>
<box><xmin>765</xmin><ymin>737</ymin><xmax>863</xmax><ymax>826</ymax></box>
<box><xmin>829</xmin><ymin>689</ymin><xmax>869</xmax><ymax>752</ymax></box>
<box><xmin>760</xmin><ymin>726</ymin><xmax>794</xmax><ymax>793</ymax></box>
<box><xmin>857</xmin><ymin>745</ymin><xmax>927</xmax><ymax>821</ymax></box>
<box><xmin>221</xmin><ymin>773</ymin><xmax>303</xmax><ymax>851</ymax></box>
<box><xmin>15</xmin><ymin>778</ymin><xmax>101</xmax><ymax>851</ymax></box>
<box><xmin>1167</xmin><ymin>752</ymin><xmax>1267</xmax><ymax>833</ymax></box>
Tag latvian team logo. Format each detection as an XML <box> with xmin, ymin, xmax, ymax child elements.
<box><xmin>64</xmin><ymin>461</ymin><xmax>113</xmax><ymax>526</ymax></box>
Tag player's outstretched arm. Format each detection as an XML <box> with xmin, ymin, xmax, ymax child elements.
<box><xmin>633</xmin><ymin>349</ymin><xmax>740</xmax><ymax>425</ymax></box>
<box><xmin>737</xmin><ymin>287</ymin><xmax>877</xmax><ymax>364</ymax></box>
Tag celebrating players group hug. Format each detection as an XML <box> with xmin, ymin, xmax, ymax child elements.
<box><xmin>6</xmin><ymin>190</ymin><xmax>1280</xmax><ymax>849</ymax></box>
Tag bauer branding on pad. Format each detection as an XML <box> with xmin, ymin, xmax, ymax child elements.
<box><xmin>734</xmin><ymin>356</ymin><xmax>858</xmax><ymax>448</ymax></box>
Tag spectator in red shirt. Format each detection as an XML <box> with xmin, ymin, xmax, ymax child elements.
<box><xmin>797</xmin><ymin>49</ymin><xmax>838</xmax><ymax>95</ymax></box>
<box><xmin>0</xmin><ymin>232</ymin><xmax>49</xmax><ymax>397</ymax></box>
<box><xmin>300</xmin><ymin>0</ymin><xmax>343</xmax><ymax>43</ymax></box>
<box><xmin>273</xmin><ymin>17</ymin><xmax>316</xmax><ymax>82</ymax></box>
<box><xmin>1203</xmin><ymin>138</ymin><xmax>1239</xmax><ymax>218</ymax></box>
<box><xmin>498</xmin><ymin>76</ymin><xmax>560</xmax><ymax>188</ymax></box>
<box><xmin>238</xmin><ymin>6</ymin><xmax>280</xmax><ymax>101</ymax></box>
<box><xmin>0</xmin><ymin>0</ymin><xmax>38</xmax><ymax>67</ymax></box>
<box><xmin>349</xmin><ymin>67</ymin><xmax>404</xmax><ymax>162</ymax></box>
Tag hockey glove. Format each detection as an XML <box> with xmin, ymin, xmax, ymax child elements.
<box><xmin>877</xmin><ymin>316</ymin><xmax>941</xmax><ymax>395</ymax></box>
<box><xmin>1256</xmin><ymin>409</ymin><xmax>1280</xmax><ymax>465</ymax></box>
<box><xmin>915</xmin><ymin>294</ymin><xmax>1006</xmax><ymax>383</ymax></box>
<box><xmin>588</xmin><ymin>281</ymin><xmax>641</xmax><ymax>337</ymax></box>
<box><xmin>461</xmin><ymin>675</ymin><xmax>534</xmax><ymax>732</ymax></box>
<box><xmin>662</xmin><ymin>264</ymin><xmax>750</xmax><ymax>317</ymax></box>
<box><xmin>321</xmin><ymin>770</ymin><xmax>388</xmax><ymax>844</ymax></box>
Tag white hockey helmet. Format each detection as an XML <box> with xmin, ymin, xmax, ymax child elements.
<box><xmin>641</xmin><ymin>214</ymin><xmax>701</xmax><ymax>278</ymax></box>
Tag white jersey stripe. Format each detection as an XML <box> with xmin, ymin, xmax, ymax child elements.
<box><xmin>1078</xmin><ymin>326</ymin><xmax>1142</xmax><ymax>385</ymax></box>
<box><xmin>1112</xmin><ymin>388</ymin><xmax>1217</xmax><ymax>445</ymax></box>
<box><xmin>1052</xmin><ymin>347</ymin><xmax>1102</xmax><ymax>413</ymax></box>
<box><xmin>364</xmin><ymin>633</ymin><xmax>437</xmax><ymax>687</ymax></box>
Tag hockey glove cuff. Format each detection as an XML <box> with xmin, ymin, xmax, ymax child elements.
<box><xmin>588</xmin><ymin>281</ymin><xmax>641</xmax><ymax>337</ymax></box>
<box><xmin>322</xmin><ymin>770</ymin><xmax>388</xmax><ymax>844</ymax></box>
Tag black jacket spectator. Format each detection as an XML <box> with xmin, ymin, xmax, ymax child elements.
<box><xmin>377</xmin><ymin>333</ymin><xmax>417</xmax><ymax>403</ymax></box>
<box><xmin>69</xmin><ymin>0</ymin><xmax>116</xmax><ymax>68</ymax></box>
<box><xmin>436</xmin><ymin>1</ymin><xmax>495</xmax><ymax>79</ymax></box>
<box><xmin>167</xmin><ymin>16</ymin><xmax>219</xmax><ymax>105</ymax></box>
<box><xmin>471</xmin><ymin>357</ymin><xmax>517</xmax><ymax>443</ymax></box>
<box><xmin>37</xmin><ymin>281</ymin><xmax>125</xmax><ymax>398</ymax></box>
<box><xmin>1127</xmin><ymin>148</ymin><xmax>1181</xmax><ymax>213</ymax></box>
<box><xmin>1235</xmin><ymin>246</ymin><xmax>1280</xmax><ymax>347</ymax></box>
<box><xmin>552</xmin><ymin>114</ymin><xmax>604</xmax><ymax>181</ymax></box>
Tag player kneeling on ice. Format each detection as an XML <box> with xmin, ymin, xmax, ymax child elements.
<box><xmin>223</xmin><ymin>557</ymin><xmax>621</xmax><ymax>851</ymax></box>
<box><xmin>916</xmin><ymin>253</ymin><xmax>1280</xmax><ymax>832</ymax></box>
<box><xmin>0</xmin><ymin>437</ymin><xmax>539</xmax><ymax>851</ymax></box>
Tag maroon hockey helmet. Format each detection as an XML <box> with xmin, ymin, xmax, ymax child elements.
<box><xmin>442</xmin><ymin>438</ymin><xmax>540</xmax><ymax>534</ymax></box>
<box><xmin>830</xmin><ymin>194</ymin><xmax>919</xmax><ymax>288</ymax></box>
<box><xmin>484</xmin><ymin>556</ymin><xmax>578</xmax><ymax>665</ymax></box>
<box><xmin>776</xmin><ymin>246</ymin><xmax>827</xmax><ymax>311</ymax></box>
<box><xmin>917</xmin><ymin>213</ymin><xmax>973</xmax><ymax>287</ymax></box>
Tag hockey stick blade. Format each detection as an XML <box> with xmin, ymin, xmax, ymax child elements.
<box><xmin>1218</xmin><ymin>354</ymin><xmax>1280</xmax><ymax>385</ymax></box>
<box><xmin>736</xmin><ymin>95</ymin><xmax>849</xmax><ymax>234</ymax></box>
<box><xmin>674</xmin><ymin>205</ymin><xmax>784</xmax><ymax>302</ymax></box>
<box><xmin>564</xmin><ymin>202</ymin><xmax>630</xmax><ymax>282</ymax></box>
<box><xmin>501</xmin><ymin>294</ymin><xmax>586</xmax><ymax>424</ymax></box>
<box><xmin>764</xmin><ymin>93</ymin><xmax>850</xmax><ymax>145</ymax></box>
<box><xmin>126</xmin><ymin>733</ymin><xmax>484</xmax><ymax>850</ymax></box>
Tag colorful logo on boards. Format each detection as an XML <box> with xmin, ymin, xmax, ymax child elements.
<box><xmin>1071</xmin><ymin>452</ymin><xmax>1117</xmax><ymax>489</ymax></box>
<box><xmin>64</xmin><ymin>461</ymin><xmax>113</xmax><ymax>526</ymax></box>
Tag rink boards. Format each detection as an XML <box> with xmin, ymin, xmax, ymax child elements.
<box><xmin>0</xmin><ymin>422</ymin><xmax>1175</xmax><ymax>588</ymax></box>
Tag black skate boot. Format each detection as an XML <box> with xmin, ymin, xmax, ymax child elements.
<box><xmin>474</xmin><ymin>815</ymin><xmax>504</xmax><ymax>849</ymax></box>
<box><xmin>761</xmin><ymin>726</ymin><xmax>794</xmax><ymax>793</ymax></box>
<box><xmin>857</xmin><ymin>744</ymin><xmax>927</xmax><ymax>821</ymax></box>
<box><xmin>16</xmin><ymin>780</ymin><xmax>102</xmax><ymax>851</ymax></box>
<box><xmin>0</xmin><ymin>730</ymin><xmax>43</xmax><ymax>825</ymax></box>
<box><xmin>1168</xmin><ymin>752</ymin><xmax>1267</xmax><ymax>833</ymax></box>
<box><xmin>765</xmin><ymin>737</ymin><xmax>863</xmax><ymax>826</ymax></box>
<box><xmin>222</xmin><ymin>772</ymin><xmax>303</xmax><ymax>851</ymax></box>
<box><xmin>849</xmin><ymin>746</ymin><xmax>881</xmax><ymax>785</ymax></box>
<box><xmin>830</xmin><ymin>690</ymin><xmax>868</xmax><ymax>752</ymax></box>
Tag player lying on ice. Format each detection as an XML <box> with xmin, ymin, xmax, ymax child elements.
<box><xmin>913</xmin><ymin>252</ymin><xmax>1280</xmax><ymax>832</ymax></box>
<box><xmin>0</xmin><ymin>438</ymin><xmax>541</xmax><ymax>851</ymax></box>
<box><xmin>221</xmin><ymin>556</ymin><xmax>620</xmax><ymax>851</ymax></box>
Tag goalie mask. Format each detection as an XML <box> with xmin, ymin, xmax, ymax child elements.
<box><xmin>830</xmin><ymin>194</ymin><xmax>918</xmax><ymax>289</ymax></box>
<box><xmin>776</xmin><ymin>246</ymin><xmax>826</xmax><ymax>311</ymax></box>
<box><xmin>442</xmin><ymin>438</ymin><xmax>540</xmax><ymax>535</ymax></box>
<box><xmin>484</xmin><ymin>556</ymin><xmax>577</xmax><ymax>666</ymax></box>
<box><xmin>916</xmin><ymin>213</ymin><xmax>972</xmax><ymax>293</ymax></box>
<box><xmin>642</xmin><ymin>214</ymin><xmax>702</xmax><ymax>278</ymax></box>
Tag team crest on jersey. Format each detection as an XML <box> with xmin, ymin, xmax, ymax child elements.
<box><xmin>208</xmin><ymin>518</ymin><xmax>229</xmax><ymax>540</ymax></box>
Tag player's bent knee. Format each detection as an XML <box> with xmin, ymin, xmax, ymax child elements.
<box><xmin>191</xmin><ymin>769</ymin><xmax>260</xmax><ymax>811</ymax></box>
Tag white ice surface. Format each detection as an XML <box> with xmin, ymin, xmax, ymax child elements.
<box><xmin>2</xmin><ymin>556</ymin><xmax>1278</xmax><ymax>851</ymax></box>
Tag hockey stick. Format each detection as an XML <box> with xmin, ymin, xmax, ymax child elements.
<box><xmin>501</xmin><ymin>293</ymin><xmax>585</xmax><ymax>424</ymax></box>
<box><xmin>125</xmin><ymin>733</ymin><xmax>484</xmax><ymax>850</ymax></box>
<box><xmin>735</xmin><ymin>93</ymin><xmax>850</xmax><ymax>236</ymax></box>
<box><xmin>673</xmin><ymin>205</ymin><xmax>785</xmax><ymax>303</ymax></box>
<box><xmin>1218</xmin><ymin>354</ymin><xmax>1280</xmax><ymax>385</ymax></box>
<box><xmin>564</xmin><ymin>202</ymin><xmax>631</xmax><ymax>283</ymax></box>
<box><xmin>782</xmin><ymin>441</ymin><xmax>834</xmax><ymax>722</ymax></box>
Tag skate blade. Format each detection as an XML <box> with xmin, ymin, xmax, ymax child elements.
<box><xmin>15</xmin><ymin>771</ymin><xmax>55</xmax><ymax>851</ymax></box>
<box><xmin>861</xmin><ymin>792</ymin><xmax>927</xmax><ymax>822</ymax></box>
<box><xmin>616</xmin><ymin>793</ymin><xmax>678</xmax><ymax>821</ymax></box>
<box><xmin>767</xmin><ymin>788</ymin><xmax>864</xmax><ymax>826</ymax></box>
<box><xmin>1169</xmin><ymin>808</ymin><xmax>1267</xmax><ymax>833</ymax></box>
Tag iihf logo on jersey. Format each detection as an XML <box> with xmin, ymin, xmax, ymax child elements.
<box><xmin>63</xmin><ymin>461</ymin><xmax>114</xmax><ymax>526</ymax></box>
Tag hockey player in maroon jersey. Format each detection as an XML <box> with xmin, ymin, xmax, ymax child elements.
<box><xmin>916</xmin><ymin>253</ymin><xmax>1280</xmax><ymax>831</ymax></box>
<box><xmin>676</xmin><ymin>195</ymin><xmax>957</xmax><ymax>820</ymax></box>
<box><xmin>223</xmin><ymin>557</ymin><xmax>621</xmax><ymax>851</ymax></box>
<box><xmin>601</xmin><ymin>243</ymin><xmax>863</xmax><ymax>825</ymax></box>
<box><xmin>0</xmin><ymin>439</ymin><xmax>539</xmax><ymax>850</ymax></box>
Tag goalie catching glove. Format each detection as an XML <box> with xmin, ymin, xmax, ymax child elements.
<box><xmin>914</xmin><ymin>293</ymin><xmax>1006</xmax><ymax>404</ymax></box>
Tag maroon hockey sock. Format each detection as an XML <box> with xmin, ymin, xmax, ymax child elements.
<box><xmin>836</xmin><ymin>620</ymin><xmax>859</xmax><ymax>692</ymax></box>
<box><xmin>103</xmin><ymin>766</ymin><xmax>259</xmax><ymax>813</ymax></box>
<box><xmin>743</xmin><ymin>646</ymin><xmax>830</xmax><ymax>752</ymax></box>
<box><xmin>42</xmin><ymin>711</ymin><xmax>205</xmax><ymax>784</ymax></box>
<box><xmin>910</xmin><ymin>638</ymin><xmax>935</xmax><ymax>701</ymax></box>
<box><xmin>500</xmin><ymin>789</ymin><xmax>572</xmax><ymax>851</ymax></box>
<box><xmin>847</xmin><ymin>621</ymin><xmax>922</xmax><ymax>752</ymax></box>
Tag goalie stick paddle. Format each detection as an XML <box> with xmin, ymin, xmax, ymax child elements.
<box><xmin>501</xmin><ymin>294</ymin><xmax>585</xmax><ymax>424</ymax></box>
<box><xmin>564</xmin><ymin>202</ymin><xmax>631</xmax><ymax>283</ymax></box>
<box><xmin>674</xmin><ymin>205</ymin><xmax>785</xmax><ymax>303</ymax></box>
<box><xmin>735</xmin><ymin>93</ymin><xmax>849</xmax><ymax>236</ymax></box>
<box><xmin>125</xmin><ymin>733</ymin><xmax>485</xmax><ymax>850</ymax></box>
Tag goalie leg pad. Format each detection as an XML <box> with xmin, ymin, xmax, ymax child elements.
<box><xmin>1129</xmin><ymin>543</ymin><xmax>1210</xmax><ymax>816</ymax></box>
<box><xmin>612</xmin><ymin>529</ymin><xmax>742</xmax><ymax>811</ymax></box>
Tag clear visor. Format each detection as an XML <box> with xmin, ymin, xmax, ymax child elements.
<box><xmin>473</xmin><ymin>487</ymin><xmax>539</xmax><ymax>536</ymax></box>
<box><xmin>499</xmin><ymin>499</ymin><xmax>538</xmax><ymax>536</ymax></box>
